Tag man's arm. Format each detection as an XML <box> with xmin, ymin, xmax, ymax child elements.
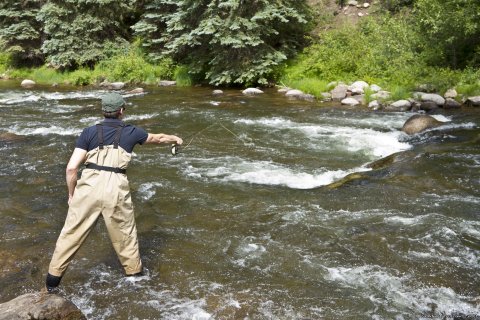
<box><xmin>66</xmin><ymin>148</ymin><xmax>87</xmax><ymax>204</ymax></box>
<box><xmin>145</xmin><ymin>133</ymin><xmax>183</xmax><ymax>145</ymax></box>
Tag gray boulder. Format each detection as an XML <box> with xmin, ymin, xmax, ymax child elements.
<box><xmin>402</xmin><ymin>114</ymin><xmax>443</xmax><ymax>135</ymax></box>
<box><xmin>465</xmin><ymin>96</ymin><xmax>480</xmax><ymax>107</ymax></box>
<box><xmin>109</xmin><ymin>82</ymin><xmax>125</xmax><ymax>90</ymax></box>
<box><xmin>421</xmin><ymin>93</ymin><xmax>445</xmax><ymax>106</ymax></box>
<box><xmin>159</xmin><ymin>80</ymin><xmax>176</xmax><ymax>87</ymax></box>
<box><xmin>443</xmin><ymin>98</ymin><xmax>461</xmax><ymax>109</ymax></box>
<box><xmin>331</xmin><ymin>84</ymin><xmax>349</xmax><ymax>100</ymax></box>
<box><xmin>242</xmin><ymin>88</ymin><xmax>264</xmax><ymax>95</ymax></box>
<box><xmin>21</xmin><ymin>79</ymin><xmax>36</xmax><ymax>88</ymax></box>
<box><xmin>420</xmin><ymin>101</ymin><xmax>439</xmax><ymax>112</ymax></box>
<box><xmin>341</xmin><ymin>97</ymin><xmax>360</xmax><ymax>106</ymax></box>
<box><xmin>444</xmin><ymin>89</ymin><xmax>457</xmax><ymax>99</ymax></box>
<box><xmin>370</xmin><ymin>84</ymin><xmax>381</xmax><ymax>93</ymax></box>
<box><xmin>387</xmin><ymin>100</ymin><xmax>411</xmax><ymax>111</ymax></box>
<box><xmin>285</xmin><ymin>89</ymin><xmax>315</xmax><ymax>101</ymax></box>
<box><xmin>368</xmin><ymin>100</ymin><xmax>380</xmax><ymax>110</ymax></box>
<box><xmin>370</xmin><ymin>90</ymin><xmax>390</xmax><ymax>100</ymax></box>
<box><xmin>0</xmin><ymin>292</ymin><xmax>86</xmax><ymax>320</ymax></box>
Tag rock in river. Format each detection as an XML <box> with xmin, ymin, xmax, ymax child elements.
<box><xmin>402</xmin><ymin>114</ymin><xmax>443</xmax><ymax>135</ymax></box>
<box><xmin>0</xmin><ymin>292</ymin><xmax>86</xmax><ymax>320</ymax></box>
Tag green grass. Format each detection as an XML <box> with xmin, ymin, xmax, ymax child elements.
<box><xmin>281</xmin><ymin>77</ymin><xmax>330</xmax><ymax>98</ymax></box>
<box><xmin>174</xmin><ymin>65</ymin><xmax>193</xmax><ymax>87</ymax></box>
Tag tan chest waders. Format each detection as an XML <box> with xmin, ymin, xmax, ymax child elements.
<box><xmin>48</xmin><ymin>123</ymin><xmax>143</xmax><ymax>278</ymax></box>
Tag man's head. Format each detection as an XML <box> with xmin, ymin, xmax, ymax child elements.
<box><xmin>101</xmin><ymin>93</ymin><xmax>125</xmax><ymax>118</ymax></box>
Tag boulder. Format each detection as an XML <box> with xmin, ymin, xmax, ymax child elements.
<box><xmin>387</xmin><ymin>100</ymin><xmax>411</xmax><ymax>111</ymax></box>
<box><xmin>0</xmin><ymin>292</ymin><xmax>86</xmax><ymax>320</ymax></box>
<box><xmin>421</xmin><ymin>93</ymin><xmax>445</xmax><ymax>106</ymax></box>
<box><xmin>158</xmin><ymin>80</ymin><xmax>176</xmax><ymax>86</ymax></box>
<box><xmin>277</xmin><ymin>87</ymin><xmax>290</xmax><ymax>93</ymax></box>
<box><xmin>285</xmin><ymin>89</ymin><xmax>315</xmax><ymax>101</ymax></box>
<box><xmin>368</xmin><ymin>100</ymin><xmax>380</xmax><ymax>110</ymax></box>
<box><xmin>348</xmin><ymin>0</ymin><xmax>358</xmax><ymax>6</ymax></box>
<box><xmin>212</xmin><ymin>89</ymin><xmax>223</xmax><ymax>95</ymax></box>
<box><xmin>465</xmin><ymin>96</ymin><xmax>480</xmax><ymax>107</ymax></box>
<box><xmin>331</xmin><ymin>84</ymin><xmax>349</xmax><ymax>100</ymax></box>
<box><xmin>341</xmin><ymin>97</ymin><xmax>360</xmax><ymax>106</ymax></box>
<box><xmin>349</xmin><ymin>80</ymin><xmax>369</xmax><ymax>91</ymax></box>
<box><xmin>20</xmin><ymin>79</ymin><xmax>35</xmax><ymax>88</ymax></box>
<box><xmin>444</xmin><ymin>89</ymin><xmax>457</xmax><ymax>99</ymax></box>
<box><xmin>109</xmin><ymin>82</ymin><xmax>125</xmax><ymax>90</ymax></box>
<box><xmin>420</xmin><ymin>101</ymin><xmax>439</xmax><ymax>112</ymax></box>
<box><xmin>126</xmin><ymin>87</ymin><xmax>144</xmax><ymax>94</ymax></box>
<box><xmin>320</xmin><ymin>92</ymin><xmax>332</xmax><ymax>101</ymax></box>
<box><xmin>443</xmin><ymin>98</ymin><xmax>461</xmax><ymax>109</ymax></box>
<box><xmin>363</xmin><ymin>2</ymin><xmax>370</xmax><ymax>8</ymax></box>
<box><xmin>402</xmin><ymin>114</ymin><xmax>443</xmax><ymax>135</ymax></box>
<box><xmin>242</xmin><ymin>88</ymin><xmax>264</xmax><ymax>95</ymax></box>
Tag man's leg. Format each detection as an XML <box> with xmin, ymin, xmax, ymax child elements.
<box><xmin>103</xmin><ymin>196</ymin><xmax>142</xmax><ymax>276</ymax></box>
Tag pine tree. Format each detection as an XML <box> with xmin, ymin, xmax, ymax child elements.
<box><xmin>134</xmin><ymin>0</ymin><xmax>313</xmax><ymax>86</ymax></box>
<box><xmin>0</xmin><ymin>0</ymin><xmax>45</xmax><ymax>66</ymax></box>
<box><xmin>37</xmin><ymin>0</ymin><xmax>136</xmax><ymax>69</ymax></box>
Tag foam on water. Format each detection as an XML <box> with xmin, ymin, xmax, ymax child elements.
<box><xmin>325</xmin><ymin>265</ymin><xmax>479</xmax><ymax>317</ymax></box>
<box><xmin>138</xmin><ymin>182</ymin><xmax>165</xmax><ymax>200</ymax></box>
<box><xmin>235</xmin><ymin>116</ymin><xmax>412</xmax><ymax>158</ymax></box>
<box><xmin>184</xmin><ymin>157</ymin><xmax>371</xmax><ymax>189</ymax></box>
<box><xmin>7</xmin><ymin>124</ymin><xmax>82</xmax><ymax>136</ymax></box>
<box><xmin>124</xmin><ymin>113</ymin><xmax>160</xmax><ymax>121</ymax></box>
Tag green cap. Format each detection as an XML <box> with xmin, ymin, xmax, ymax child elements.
<box><xmin>101</xmin><ymin>93</ymin><xmax>125</xmax><ymax>112</ymax></box>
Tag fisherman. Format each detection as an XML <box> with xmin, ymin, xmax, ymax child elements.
<box><xmin>45</xmin><ymin>92</ymin><xmax>182</xmax><ymax>292</ymax></box>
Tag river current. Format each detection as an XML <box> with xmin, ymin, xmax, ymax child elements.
<box><xmin>0</xmin><ymin>81</ymin><xmax>479</xmax><ymax>319</ymax></box>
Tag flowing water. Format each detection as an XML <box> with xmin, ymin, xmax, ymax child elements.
<box><xmin>0</xmin><ymin>81</ymin><xmax>479</xmax><ymax>319</ymax></box>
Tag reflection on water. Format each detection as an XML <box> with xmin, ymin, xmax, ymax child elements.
<box><xmin>0</xmin><ymin>81</ymin><xmax>479</xmax><ymax>319</ymax></box>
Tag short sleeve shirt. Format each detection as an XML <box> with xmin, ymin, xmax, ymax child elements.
<box><xmin>76</xmin><ymin>118</ymin><xmax>148</xmax><ymax>153</ymax></box>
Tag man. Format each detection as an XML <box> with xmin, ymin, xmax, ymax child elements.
<box><xmin>45</xmin><ymin>92</ymin><xmax>182</xmax><ymax>292</ymax></box>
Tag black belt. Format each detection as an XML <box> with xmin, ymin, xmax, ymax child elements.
<box><xmin>86</xmin><ymin>163</ymin><xmax>126</xmax><ymax>174</ymax></box>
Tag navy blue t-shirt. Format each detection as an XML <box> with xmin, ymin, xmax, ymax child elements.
<box><xmin>76</xmin><ymin>119</ymin><xmax>148</xmax><ymax>153</ymax></box>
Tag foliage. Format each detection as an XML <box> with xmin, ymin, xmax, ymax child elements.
<box><xmin>378</xmin><ymin>0</ymin><xmax>415</xmax><ymax>12</ymax></box>
<box><xmin>174</xmin><ymin>66</ymin><xmax>194</xmax><ymax>87</ymax></box>
<box><xmin>281</xmin><ymin>77</ymin><xmax>329</xmax><ymax>97</ymax></box>
<box><xmin>414</xmin><ymin>0</ymin><xmax>480</xmax><ymax>69</ymax></box>
<box><xmin>282</xmin><ymin>15</ymin><xmax>424</xmax><ymax>89</ymax></box>
<box><xmin>0</xmin><ymin>0</ymin><xmax>44</xmax><ymax>66</ymax></box>
<box><xmin>37</xmin><ymin>0</ymin><xmax>136</xmax><ymax>69</ymax></box>
<box><xmin>134</xmin><ymin>0</ymin><xmax>314</xmax><ymax>86</ymax></box>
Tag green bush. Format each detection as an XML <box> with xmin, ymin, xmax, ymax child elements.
<box><xmin>69</xmin><ymin>68</ymin><xmax>92</xmax><ymax>86</ymax></box>
<box><xmin>174</xmin><ymin>65</ymin><xmax>193</xmax><ymax>87</ymax></box>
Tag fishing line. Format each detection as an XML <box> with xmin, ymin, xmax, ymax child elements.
<box><xmin>170</xmin><ymin>122</ymin><xmax>247</xmax><ymax>155</ymax></box>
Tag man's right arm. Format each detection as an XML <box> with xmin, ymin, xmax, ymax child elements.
<box><xmin>66</xmin><ymin>148</ymin><xmax>87</xmax><ymax>204</ymax></box>
<box><xmin>145</xmin><ymin>133</ymin><xmax>183</xmax><ymax>145</ymax></box>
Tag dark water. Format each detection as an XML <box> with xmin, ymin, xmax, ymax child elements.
<box><xmin>0</xmin><ymin>80</ymin><xmax>479</xmax><ymax>319</ymax></box>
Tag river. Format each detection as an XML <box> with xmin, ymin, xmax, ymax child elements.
<box><xmin>0</xmin><ymin>81</ymin><xmax>479</xmax><ymax>319</ymax></box>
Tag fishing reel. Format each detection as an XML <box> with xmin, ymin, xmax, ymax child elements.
<box><xmin>171</xmin><ymin>143</ymin><xmax>180</xmax><ymax>156</ymax></box>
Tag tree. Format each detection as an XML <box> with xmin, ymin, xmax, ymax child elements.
<box><xmin>134</xmin><ymin>0</ymin><xmax>313</xmax><ymax>86</ymax></box>
<box><xmin>414</xmin><ymin>0</ymin><xmax>480</xmax><ymax>68</ymax></box>
<box><xmin>37</xmin><ymin>0</ymin><xmax>137</xmax><ymax>69</ymax></box>
<box><xmin>0</xmin><ymin>0</ymin><xmax>45</xmax><ymax>66</ymax></box>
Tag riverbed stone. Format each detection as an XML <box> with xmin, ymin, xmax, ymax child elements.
<box><xmin>349</xmin><ymin>80</ymin><xmax>369</xmax><ymax>91</ymax></box>
<box><xmin>443</xmin><ymin>98</ymin><xmax>461</xmax><ymax>109</ymax></box>
<box><xmin>421</xmin><ymin>93</ymin><xmax>445</xmax><ymax>106</ymax></box>
<box><xmin>126</xmin><ymin>87</ymin><xmax>144</xmax><ymax>94</ymax></box>
<box><xmin>242</xmin><ymin>88</ymin><xmax>264</xmax><ymax>95</ymax></box>
<box><xmin>320</xmin><ymin>92</ymin><xmax>332</xmax><ymax>101</ymax></box>
<box><xmin>370</xmin><ymin>84</ymin><xmax>381</xmax><ymax>93</ymax></box>
<box><xmin>109</xmin><ymin>82</ymin><xmax>125</xmax><ymax>90</ymax></box>
<box><xmin>285</xmin><ymin>89</ymin><xmax>315</xmax><ymax>101</ymax></box>
<box><xmin>277</xmin><ymin>87</ymin><xmax>290</xmax><ymax>93</ymax></box>
<box><xmin>341</xmin><ymin>97</ymin><xmax>360</xmax><ymax>106</ymax></box>
<box><xmin>331</xmin><ymin>84</ymin><xmax>349</xmax><ymax>100</ymax></box>
<box><xmin>465</xmin><ymin>96</ymin><xmax>480</xmax><ymax>107</ymax></box>
<box><xmin>420</xmin><ymin>101</ymin><xmax>439</xmax><ymax>112</ymax></box>
<box><xmin>402</xmin><ymin>114</ymin><xmax>443</xmax><ymax>135</ymax></box>
<box><xmin>158</xmin><ymin>80</ymin><xmax>176</xmax><ymax>87</ymax></box>
<box><xmin>370</xmin><ymin>90</ymin><xmax>390</xmax><ymax>100</ymax></box>
<box><xmin>0</xmin><ymin>292</ymin><xmax>86</xmax><ymax>320</ymax></box>
<box><xmin>387</xmin><ymin>100</ymin><xmax>411</xmax><ymax>111</ymax></box>
<box><xmin>212</xmin><ymin>89</ymin><xmax>224</xmax><ymax>95</ymax></box>
<box><xmin>368</xmin><ymin>100</ymin><xmax>380</xmax><ymax>110</ymax></box>
<box><xmin>20</xmin><ymin>79</ymin><xmax>35</xmax><ymax>88</ymax></box>
<box><xmin>348</xmin><ymin>0</ymin><xmax>358</xmax><ymax>6</ymax></box>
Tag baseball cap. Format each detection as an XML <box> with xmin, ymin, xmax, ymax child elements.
<box><xmin>101</xmin><ymin>93</ymin><xmax>125</xmax><ymax>112</ymax></box>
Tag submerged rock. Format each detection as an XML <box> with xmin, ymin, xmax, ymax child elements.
<box><xmin>285</xmin><ymin>89</ymin><xmax>315</xmax><ymax>101</ymax></box>
<box><xmin>126</xmin><ymin>87</ymin><xmax>144</xmax><ymax>94</ymax></box>
<box><xmin>158</xmin><ymin>80</ymin><xmax>176</xmax><ymax>87</ymax></box>
<box><xmin>402</xmin><ymin>114</ymin><xmax>443</xmax><ymax>135</ymax></box>
<box><xmin>212</xmin><ymin>89</ymin><xmax>223</xmax><ymax>95</ymax></box>
<box><xmin>0</xmin><ymin>292</ymin><xmax>86</xmax><ymax>320</ymax></box>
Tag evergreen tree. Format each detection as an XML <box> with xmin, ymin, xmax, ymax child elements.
<box><xmin>134</xmin><ymin>0</ymin><xmax>313</xmax><ymax>86</ymax></box>
<box><xmin>0</xmin><ymin>0</ymin><xmax>45</xmax><ymax>66</ymax></box>
<box><xmin>37</xmin><ymin>0</ymin><xmax>136</xmax><ymax>69</ymax></box>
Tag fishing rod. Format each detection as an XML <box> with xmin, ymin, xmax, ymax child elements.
<box><xmin>170</xmin><ymin>122</ymin><xmax>246</xmax><ymax>156</ymax></box>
